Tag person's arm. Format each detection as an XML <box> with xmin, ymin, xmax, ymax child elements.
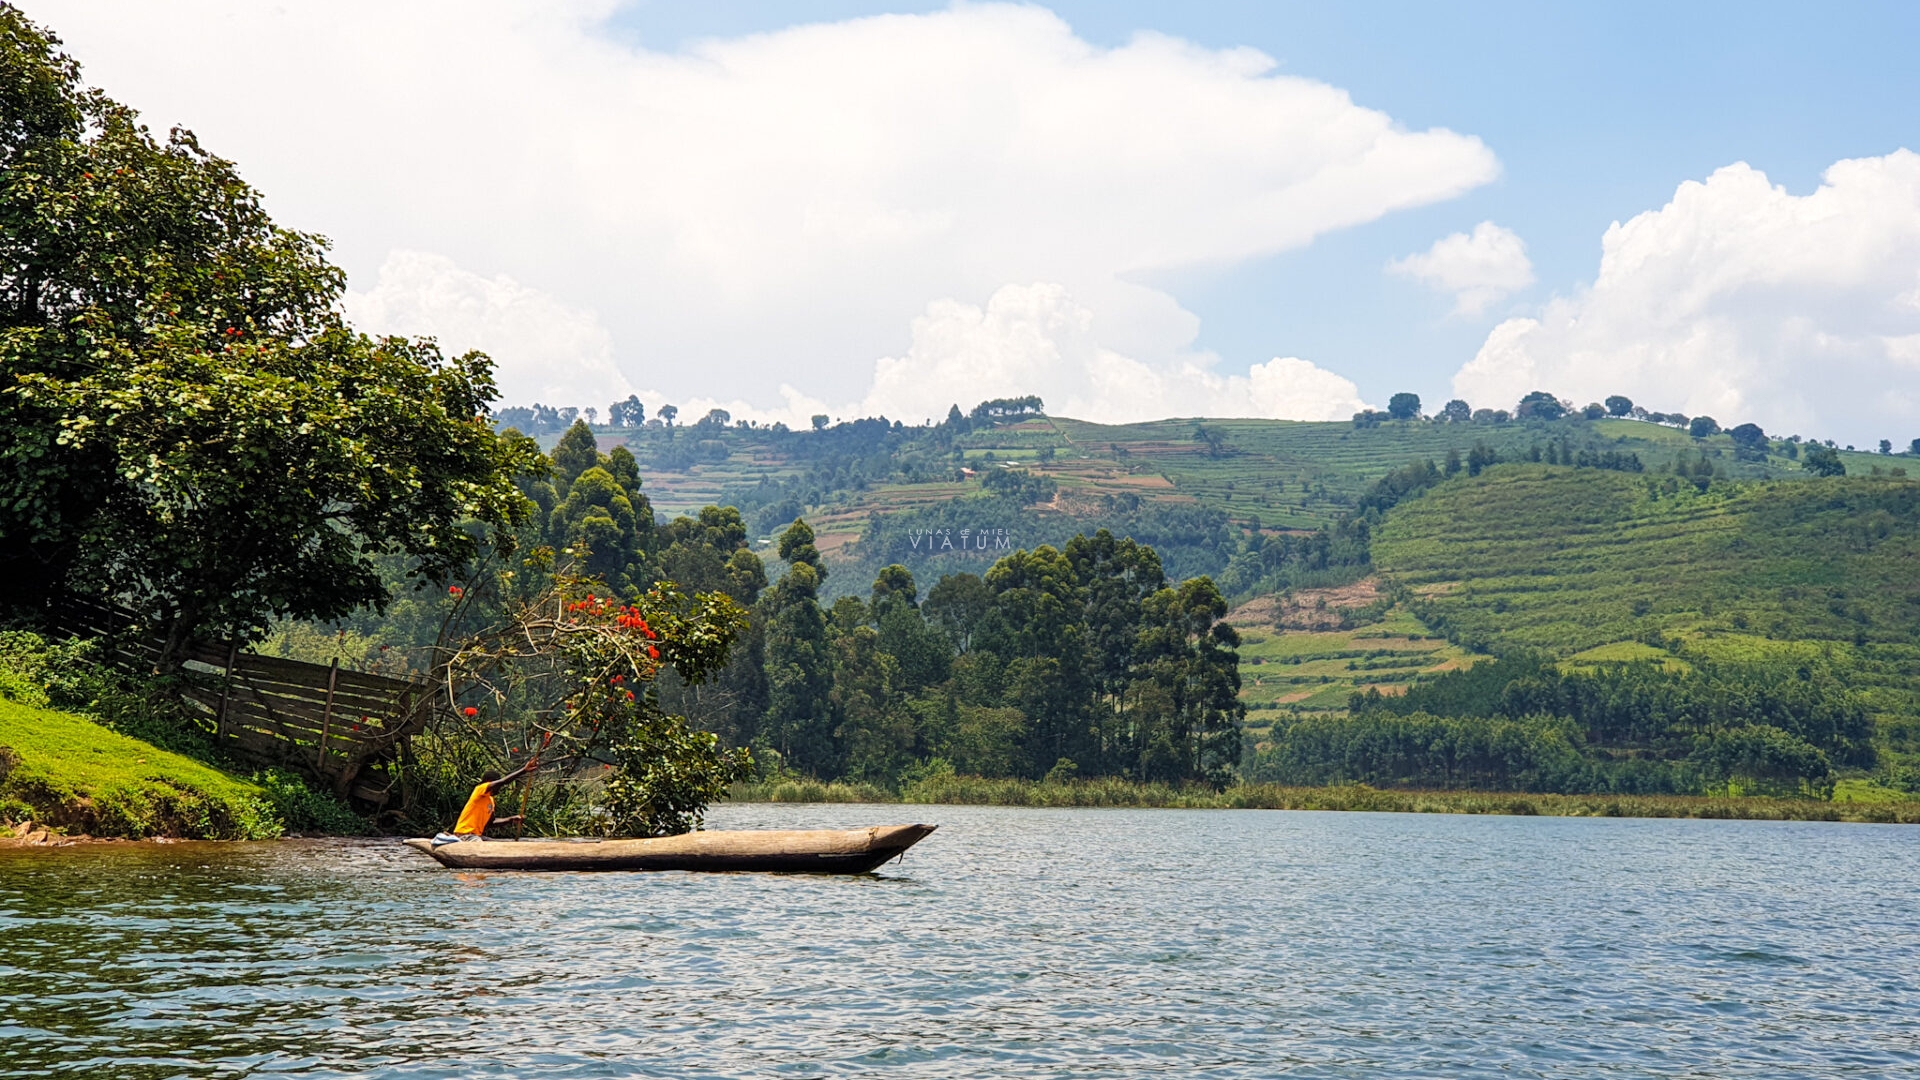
<box><xmin>484</xmin><ymin>760</ymin><xmax>538</xmax><ymax>792</ymax></box>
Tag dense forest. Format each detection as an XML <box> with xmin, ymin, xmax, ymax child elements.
<box><xmin>1253</xmin><ymin>653</ymin><xmax>1876</xmax><ymax>797</ymax></box>
<box><xmin>363</xmin><ymin>422</ymin><xmax>1247</xmax><ymax>789</ymax></box>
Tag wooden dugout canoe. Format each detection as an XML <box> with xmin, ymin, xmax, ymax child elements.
<box><xmin>402</xmin><ymin>824</ymin><xmax>936</xmax><ymax>874</ymax></box>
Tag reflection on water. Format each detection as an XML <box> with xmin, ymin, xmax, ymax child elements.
<box><xmin>2</xmin><ymin>805</ymin><xmax>1918</xmax><ymax>1077</ymax></box>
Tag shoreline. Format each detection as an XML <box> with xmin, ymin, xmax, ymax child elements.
<box><xmin>0</xmin><ymin>822</ymin><xmax>196</xmax><ymax>848</ymax></box>
<box><xmin>9</xmin><ymin>784</ymin><xmax>1916</xmax><ymax>846</ymax></box>
<box><xmin>728</xmin><ymin>779</ymin><xmax>1920</xmax><ymax>824</ymax></box>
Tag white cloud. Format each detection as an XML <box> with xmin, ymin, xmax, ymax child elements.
<box><xmin>35</xmin><ymin>1</ymin><xmax>1496</xmax><ymax>421</ymax></box>
<box><xmin>857</xmin><ymin>283</ymin><xmax>1369</xmax><ymax>423</ymax></box>
<box><xmin>1453</xmin><ymin>152</ymin><xmax>1920</xmax><ymax>441</ymax></box>
<box><xmin>342</xmin><ymin>251</ymin><xmax>633</xmax><ymax>408</ymax></box>
<box><xmin>1387</xmin><ymin>221</ymin><xmax>1535</xmax><ymax>316</ymax></box>
<box><xmin>545</xmin><ymin>281</ymin><xmax>1369</xmax><ymax>429</ymax></box>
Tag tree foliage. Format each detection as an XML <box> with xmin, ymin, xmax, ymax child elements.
<box><xmin>1514</xmin><ymin>391</ymin><xmax>1567</xmax><ymax>421</ymax></box>
<box><xmin>1252</xmin><ymin>652</ymin><xmax>1858</xmax><ymax>796</ymax></box>
<box><xmin>0</xmin><ymin>10</ymin><xmax>532</xmax><ymax>653</ymax></box>
<box><xmin>1803</xmin><ymin>443</ymin><xmax>1846</xmax><ymax>476</ymax></box>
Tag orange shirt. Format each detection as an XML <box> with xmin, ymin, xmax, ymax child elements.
<box><xmin>454</xmin><ymin>782</ymin><xmax>495</xmax><ymax>836</ymax></box>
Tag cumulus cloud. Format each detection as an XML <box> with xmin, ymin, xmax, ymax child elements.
<box><xmin>1453</xmin><ymin>152</ymin><xmax>1920</xmax><ymax>442</ymax></box>
<box><xmin>36</xmin><ymin>1</ymin><xmax>1495</xmax><ymax>421</ymax></box>
<box><xmin>859</xmin><ymin>283</ymin><xmax>1368</xmax><ymax>423</ymax></box>
<box><xmin>342</xmin><ymin>251</ymin><xmax>633</xmax><ymax>408</ymax></box>
<box><xmin>1387</xmin><ymin>221</ymin><xmax>1535</xmax><ymax>316</ymax></box>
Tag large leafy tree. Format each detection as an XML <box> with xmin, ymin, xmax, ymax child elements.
<box><xmin>0</xmin><ymin>10</ymin><xmax>533</xmax><ymax>655</ymax></box>
<box><xmin>1513</xmin><ymin>390</ymin><xmax>1567</xmax><ymax>421</ymax></box>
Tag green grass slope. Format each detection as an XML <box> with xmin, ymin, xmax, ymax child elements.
<box><xmin>0</xmin><ymin>700</ymin><xmax>280</xmax><ymax>839</ymax></box>
<box><xmin>1373</xmin><ymin>467</ymin><xmax>1920</xmax><ymax>715</ymax></box>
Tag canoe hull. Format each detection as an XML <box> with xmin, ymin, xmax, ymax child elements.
<box><xmin>403</xmin><ymin>824</ymin><xmax>935</xmax><ymax>874</ymax></box>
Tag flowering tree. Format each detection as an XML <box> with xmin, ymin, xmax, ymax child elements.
<box><xmin>441</xmin><ymin>576</ymin><xmax>753</xmax><ymax>837</ymax></box>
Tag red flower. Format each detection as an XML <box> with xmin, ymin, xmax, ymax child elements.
<box><xmin>647</xmin><ymin>645</ymin><xmax>660</xmax><ymax>659</ymax></box>
<box><xmin>610</xmin><ymin>674</ymin><xmax>624</xmax><ymax>685</ymax></box>
<box><xmin>448</xmin><ymin>585</ymin><xmax>463</xmax><ymax>596</ymax></box>
<box><xmin>463</xmin><ymin>706</ymin><xmax>478</xmax><ymax>717</ymax></box>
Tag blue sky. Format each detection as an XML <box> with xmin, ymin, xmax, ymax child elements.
<box><xmin>42</xmin><ymin>1</ymin><xmax>1920</xmax><ymax>443</ymax></box>
<box><xmin>606</xmin><ymin>1</ymin><xmax>1920</xmax><ymax>413</ymax></box>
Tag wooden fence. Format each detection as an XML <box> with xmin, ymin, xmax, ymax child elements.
<box><xmin>53</xmin><ymin>600</ymin><xmax>442</xmax><ymax>809</ymax></box>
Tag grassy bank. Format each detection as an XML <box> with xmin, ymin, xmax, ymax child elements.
<box><xmin>730</xmin><ymin>775</ymin><xmax>1920</xmax><ymax>824</ymax></box>
<box><xmin>0</xmin><ymin>699</ymin><xmax>282</xmax><ymax>839</ymax></box>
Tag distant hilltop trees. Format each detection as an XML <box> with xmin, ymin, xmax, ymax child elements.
<box><xmin>494</xmin><ymin>403</ymin><xmax>579</xmax><ymax>434</ymax></box>
<box><xmin>1360</xmin><ymin>389</ymin><xmax>1916</xmax><ymax>477</ymax></box>
<box><xmin>491</xmin><ymin>386</ymin><xmax>1912</xmax><ymax>480</ymax></box>
<box><xmin>494</xmin><ymin>395</ymin><xmax>1047</xmax><ymax>438</ymax></box>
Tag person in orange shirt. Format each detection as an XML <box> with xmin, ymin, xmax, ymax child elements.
<box><xmin>451</xmin><ymin>761</ymin><xmax>537</xmax><ymax>839</ymax></box>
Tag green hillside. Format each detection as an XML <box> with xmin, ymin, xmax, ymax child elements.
<box><xmin>1373</xmin><ymin>468</ymin><xmax>1920</xmax><ymax>709</ymax></box>
<box><xmin>503</xmin><ymin>406</ymin><xmax>1920</xmax><ymax>792</ymax></box>
<box><xmin>1346</xmin><ymin>466</ymin><xmax>1920</xmax><ymax>797</ymax></box>
<box><xmin>541</xmin><ymin>407</ymin><xmax>1903</xmax><ymax>602</ymax></box>
<box><xmin>608</xmin><ymin>413</ymin><xmax>1879</xmax><ymax>530</ymax></box>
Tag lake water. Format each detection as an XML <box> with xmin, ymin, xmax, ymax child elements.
<box><xmin>2</xmin><ymin>804</ymin><xmax>1917</xmax><ymax>1078</ymax></box>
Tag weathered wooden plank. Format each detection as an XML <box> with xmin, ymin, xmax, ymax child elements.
<box><xmin>222</xmin><ymin>727</ymin><xmax>308</xmax><ymax>758</ymax></box>
<box><xmin>233</xmin><ymin>654</ymin><xmax>418</xmax><ymax>692</ymax></box>
<box><xmin>225</xmin><ymin>675</ymin><xmax>404</xmax><ymax>711</ymax></box>
<box><xmin>225</xmin><ymin>713</ymin><xmax>378</xmax><ymax>748</ymax></box>
<box><xmin>222</xmin><ymin>694</ymin><xmax>331</xmax><ymax>727</ymax></box>
<box><xmin>220</xmin><ymin>699</ymin><xmax>380</xmax><ymax>742</ymax></box>
<box><xmin>224</xmin><ymin>689</ymin><xmax>359</xmax><ymax>723</ymax></box>
<box><xmin>228</xmin><ymin>682</ymin><xmax>407</xmax><ymax>715</ymax></box>
<box><xmin>226</xmin><ymin>673</ymin><xmax>411</xmax><ymax>710</ymax></box>
<box><xmin>189</xmin><ymin>685</ymin><xmax>349</xmax><ymax>730</ymax></box>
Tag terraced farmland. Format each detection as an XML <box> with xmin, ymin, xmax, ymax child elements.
<box><xmin>548</xmin><ymin>412</ymin><xmax>1894</xmax><ymax>544</ymax></box>
<box><xmin>1373</xmin><ymin>467</ymin><xmax>1920</xmax><ymax>714</ymax></box>
<box><xmin>1232</xmin><ymin>604</ymin><xmax>1475</xmax><ymax>734</ymax></box>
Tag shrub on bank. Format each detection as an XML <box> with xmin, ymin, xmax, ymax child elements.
<box><xmin>249</xmin><ymin>768</ymin><xmax>368</xmax><ymax>836</ymax></box>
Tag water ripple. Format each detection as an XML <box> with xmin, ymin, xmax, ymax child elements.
<box><xmin>1</xmin><ymin>806</ymin><xmax>1917</xmax><ymax>1077</ymax></box>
